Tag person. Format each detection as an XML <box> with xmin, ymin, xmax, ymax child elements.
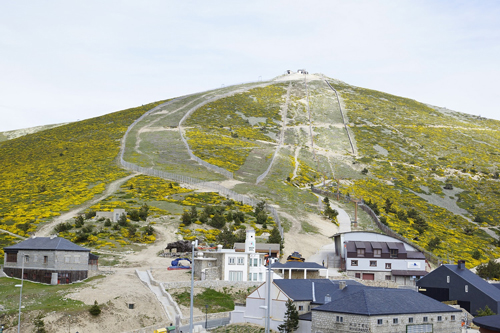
<box><xmin>322</xmin><ymin>260</ymin><xmax>325</xmax><ymax>267</ymax></box>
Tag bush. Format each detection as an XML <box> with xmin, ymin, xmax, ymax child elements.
<box><xmin>89</xmin><ymin>300</ymin><xmax>101</xmax><ymax>316</ymax></box>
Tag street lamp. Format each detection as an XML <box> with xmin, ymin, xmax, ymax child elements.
<box><xmin>205</xmin><ymin>304</ymin><xmax>208</xmax><ymax>329</ymax></box>
<box><xmin>17</xmin><ymin>254</ymin><xmax>28</xmax><ymax>333</ymax></box>
<box><xmin>189</xmin><ymin>239</ymin><xmax>198</xmax><ymax>333</ymax></box>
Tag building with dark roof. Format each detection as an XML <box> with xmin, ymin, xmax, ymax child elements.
<box><xmin>473</xmin><ymin>314</ymin><xmax>500</xmax><ymax>332</ymax></box>
<box><xmin>231</xmin><ymin>278</ymin><xmax>364</xmax><ymax>333</ymax></box>
<box><xmin>3</xmin><ymin>236</ymin><xmax>97</xmax><ymax>284</ymax></box>
<box><xmin>311</xmin><ymin>288</ymin><xmax>461</xmax><ymax>333</ymax></box>
<box><xmin>271</xmin><ymin>261</ymin><xmax>328</xmax><ymax>279</ymax></box>
<box><xmin>330</xmin><ymin>231</ymin><xmax>428</xmax><ymax>285</ymax></box>
<box><xmin>417</xmin><ymin>260</ymin><xmax>500</xmax><ymax>316</ymax></box>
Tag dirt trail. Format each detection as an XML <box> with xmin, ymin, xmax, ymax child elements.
<box><xmin>0</xmin><ymin>229</ymin><xmax>26</xmax><ymax>239</ymax></box>
<box><xmin>36</xmin><ymin>173</ymin><xmax>138</xmax><ymax>237</ymax></box>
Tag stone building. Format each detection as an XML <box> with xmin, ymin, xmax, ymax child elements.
<box><xmin>95</xmin><ymin>208</ymin><xmax>126</xmax><ymax>222</ymax></box>
<box><xmin>311</xmin><ymin>288</ymin><xmax>461</xmax><ymax>333</ymax></box>
<box><xmin>3</xmin><ymin>236</ymin><xmax>97</xmax><ymax>284</ymax></box>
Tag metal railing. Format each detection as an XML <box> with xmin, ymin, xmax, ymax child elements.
<box><xmin>311</xmin><ymin>186</ymin><xmax>441</xmax><ymax>266</ymax></box>
<box><xmin>118</xmin><ymin>92</ymin><xmax>283</xmax><ymax>238</ymax></box>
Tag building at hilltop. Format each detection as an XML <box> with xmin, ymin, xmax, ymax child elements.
<box><xmin>3</xmin><ymin>236</ymin><xmax>98</xmax><ymax>284</ymax></box>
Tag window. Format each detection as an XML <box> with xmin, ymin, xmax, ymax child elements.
<box><xmin>298</xmin><ymin>305</ymin><xmax>304</xmax><ymax>311</ymax></box>
<box><xmin>451</xmin><ymin>315</ymin><xmax>456</xmax><ymax>321</ymax></box>
<box><xmin>43</xmin><ymin>256</ymin><xmax>48</xmax><ymax>264</ymax></box>
<box><xmin>370</xmin><ymin>261</ymin><xmax>377</xmax><ymax>267</ymax></box>
<box><xmin>357</xmin><ymin>249</ymin><xmax>365</xmax><ymax>257</ymax></box>
<box><xmin>408</xmin><ymin>317</ymin><xmax>414</xmax><ymax>323</ymax></box>
<box><xmin>228</xmin><ymin>257</ymin><xmax>235</xmax><ymax>265</ymax></box>
<box><xmin>447</xmin><ymin>275</ymin><xmax>450</xmax><ymax>283</ymax></box>
<box><xmin>25</xmin><ymin>256</ymin><xmax>29</xmax><ymax>263</ymax></box>
<box><xmin>423</xmin><ymin>316</ymin><xmax>428</xmax><ymax>323</ymax></box>
<box><xmin>64</xmin><ymin>256</ymin><xmax>70</xmax><ymax>263</ymax></box>
<box><xmin>377</xmin><ymin>319</ymin><xmax>383</xmax><ymax>325</ymax></box>
<box><xmin>253</xmin><ymin>258</ymin><xmax>258</xmax><ymax>266</ymax></box>
<box><xmin>390</xmin><ymin>249</ymin><xmax>398</xmax><ymax>258</ymax></box>
<box><xmin>248</xmin><ymin>273</ymin><xmax>252</xmax><ymax>281</ymax></box>
<box><xmin>308</xmin><ymin>305</ymin><xmax>311</xmax><ymax>311</ymax></box>
<box><xmin>237</xmin><ymin>257</ymin><xmax>244</xmax><ymax>265</ymax></box>
<box><xmin>437</xmin><ymin>316</ymin><xmax>442</xmax><ymax>322</ymax></box>
<box><xmin>385</xmin><ymin>275</ymin><xmax>392</xmax><ymax>281</ymax></box>
<box><xmin>259</xmin><ymin>273</ymin><xmax>263</xmax><ymax>281</ymax></box>
<box><xmin>374</xmin><ymin>249</ymin><xmax>381</xmax><ymax>257</ymax></box>
<box><xmin>393</xmin><ymin>318</ymin><xmax>398</xmax><ymax>324</ymax></box>
<box><xmin>6</xmin><ymin>253</ymin><xmax>17</xmax><ymax>263</ymax></box>
<box><xmin>465</xmin><ymin>285</ymin><xmax>468</xmax><ymax>293</ymax></box>
<box><xmin>336</xmin><ymin>316</ymin><xmax>343</xmax><ymax>323</ymax></box>
<box><xmin>229</xmin><ymin>271</ymin><xmax>243</xmax><ymax>281</ymax></box>
<box><xmin>351</xmin><ymin>260</ymin><xmax>358</xmax><ymax>266</ymax></box>
<box><xmin>355</xmin><ymin>273</ymin><xmax>361</xmax><ymax>278</ymax></box>
<box><xmin>385</xmin><ymin>263</ymin><xmax>392</xmax><ymax>269</ymax></box>
<box><xmin>74</xmin><ymin>256</ymin><xmax>80</xmax><ymax>263</ymax></box>
<box><xmin>253</xmin><ymin>273</ymin><xmax>257</xmax><ymax>281</ymax></box>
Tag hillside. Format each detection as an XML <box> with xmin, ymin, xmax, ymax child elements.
<box><xmin>1</xmin><ymin>72</ymin><xmax>500</xmax><ymax>331</ymax></box>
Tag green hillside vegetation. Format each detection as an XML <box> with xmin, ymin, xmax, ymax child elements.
<box><xmin>330</xmin><ymin>80</ymin><xmax>500</xmax><ymax>266</ymax></box>
<box><xmin>1</xmin><ymin>74</ymin><xmax>500</xmax><ymax>268</ymax></box>
<box><xmin>0</xmin><ymin>101</ymin><xmax>167</xmax><ymax>260</ymax></box>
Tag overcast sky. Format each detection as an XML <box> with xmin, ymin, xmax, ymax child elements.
<box><xmin>1</xmin><ymin>1</ymin><xmax>499</xmax><ymax>132</ymax></box>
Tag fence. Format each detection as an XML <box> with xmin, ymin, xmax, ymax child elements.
<box><xmin>118</xmin><ymin>93</ymin><xmax>283</xmax><ymax>238</ymax></box>
<box><xmin>256</xmin><ymin>81</ymin><xmax>292</xmax><ymax>185</ymax></box>
<box><xmin>324</xmin><ymin>80</ymin><xmax>356</xmax><ymax>155</ymax></box>
<box><xmin>311</xmin><ymin>186</ymin><xmax>442</xmax><ymax>266</ymax></box>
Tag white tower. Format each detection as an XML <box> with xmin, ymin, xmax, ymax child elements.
<box><xmin>245</xmin><ymin>229</ymin><xmax>256</xmax><ymax>253</ymax></box>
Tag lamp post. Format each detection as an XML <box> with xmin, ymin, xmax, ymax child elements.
<box><xmin>68</xmin><ymin>314</ymin><xmax>71</xmax><ymax>333</ymax></box>
<box><xmin>189</xmin><ymin>239</ymin><xmax>198</xmax><ymax>333</ymax></box>
<box><xmin>205</xmin><ymin>304</ymin><xmax>208</xmax><ymax>329</ymax></box>
<box><xmin>17</xmin><ymin>254</ymin><xmax>28</xmax><ymax>333</ymax></box>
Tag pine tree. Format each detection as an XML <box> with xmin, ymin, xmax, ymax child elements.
<box><xmin>277</xmin><ymin>299</ymin><xmax>299</xmax><ymax>333</ymax></box>
<box><xmin>33</xmin><ymin>313</ymin><xmax>47</xmax><ymax>333</ymax></box>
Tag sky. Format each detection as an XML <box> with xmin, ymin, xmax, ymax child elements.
<box><xmin>1</xmin><ymin>1</ymin><xmax>499</xmax><ymax>132</ymax></box>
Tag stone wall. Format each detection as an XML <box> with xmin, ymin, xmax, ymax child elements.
<box><xmin>311</xmin><ymin>310</ymin><xmax>462</xmax><ymax>333</ymax></box>
<box><xmin>4</xmin><ymin>250</ymin><xmax>89</xmax><ymax>271</ymax></box>
<box><xmin>163</xmin><ymin>280</ymin><xmax>260</xmax><ymax>290</ymax></box>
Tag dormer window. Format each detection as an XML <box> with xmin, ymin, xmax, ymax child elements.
<box><xmin>374</xmin><ymin>249</ymin><xmax>381</xmax><ymax>257</ymax></box>
<box><xmin>390</xmin><ymin>249</ymin><xmax>398</xmax><ymax>258</ymax></box>
<box><xmin>357</xmin><ymin>249</ymin><xmax>365</xmax><ymax>257</ymax></box>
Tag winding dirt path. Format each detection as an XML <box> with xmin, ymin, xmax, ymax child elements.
<box><xmin>36</xmin><ymin>173</ymin><xmax>139</xmax><ymax>237</ymax></box>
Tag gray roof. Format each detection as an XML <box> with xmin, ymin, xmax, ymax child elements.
<box><xmin>273</xmin><ymin>279</ymin><xmax>363</xmax><ymax>302</ymax></box>
<box><xmin>271</xmin><ymin>261</ymin><xmax>325</xmax><ymax>270</ymax></box>
<box><xmin>4</xmin><ymin>237</ymin><xmax>90</xmax><ymax>252</ymax></box>
<box><xmin>440</xmin><ymin>265</ymin><xmax>500</xmax><ymax>300</ymax></box>
<box><xmin>313</xmin><ymin>288</ymin><xmax>461</xmax><ymax>316</ymax></box>
<box><xmin>473</xmin><ymin>314</ymin><xmax>500</xmax><ymax>331</ymax></box>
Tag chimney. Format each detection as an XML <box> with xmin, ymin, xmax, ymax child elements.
<box><xmin>457</xmin><ymin>260</ymin><xmax>466</xmax><ymax>270</ymax></box>
<box><xmin>339</xmin><ymin>281</ymin><xmax>346</xmax><ymax>290</ymax></box>
<box><xmin>217</xmin><ymin>244</ymin><xmax>223</xmax><ymax>252</ymax></box>
<box><xmin>50</xmin><ymin>234</ymin><xmax>56</xmax><ymax>239</ymax></box>
<box><xmin>324</xmin><ymin>294</ymin><xmax>331</xmax><ymax>304</ymax></box>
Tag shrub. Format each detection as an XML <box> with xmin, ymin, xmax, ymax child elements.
<box><xmin>89</xmin><ymin>300</ymin><xmax>101</xmax><ymax>316</ymax></box>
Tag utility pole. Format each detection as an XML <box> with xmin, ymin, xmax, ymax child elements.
<box><xmin>265</xmin><ymin>249</ymin><xmax>272</xmax><ymax>333</ymax></box>
<box><xmin>190</xmin><ymin>240</ymin><xmax>198</xmax><ymax>333</ymax></box>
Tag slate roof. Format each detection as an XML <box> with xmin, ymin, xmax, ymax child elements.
<box><xmin>421</xmin><ymin>264</ymin><xmax>500</xmax><ymax>301</ymax></box>
<box><xmin>4</xmin><ymin>237</ymin><xmax>90</xmax><ymax>252</ymax></box>
<box><xmin>271</xmin><ymin>261</ymin><xmax>325</xmax><ymax>270</ymax></box>
<box><xmin>273</xmin><ymin>279</ymin><xmax>363</xmax><ymax>303</ymax></box>
<box><xmin>473</xmin><ymin>314</ymin><xmax>500</xmax><ymax>331</ymax></box>
<box><xmin>312</xmin><ymin>288</ymin><xmax>461</xmax><ymax>316</ymax></box>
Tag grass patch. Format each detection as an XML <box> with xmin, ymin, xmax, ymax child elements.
<box><xmin>172</xmin><ymin>288</ymin><xmax>234</xmax><ymax>313</ymax></box>
<box><xmin>0</xmin><ymin>275</ymin><xmax>105</xmax><ymax>314</ymax></box>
